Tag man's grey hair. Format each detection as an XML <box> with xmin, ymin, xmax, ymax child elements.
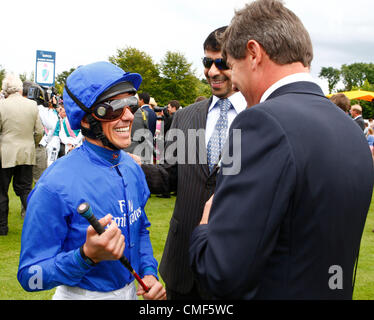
<box><xmin>2</xmin><ymin>73</ymin><xmax>23</xmax><ymax>95</ymax></box>
<box><xmin>221</xmin><ymin>0</ymin><xmax>313</xmax><ymax>68</ymax></box>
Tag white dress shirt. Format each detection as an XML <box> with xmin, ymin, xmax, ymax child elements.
<box><xmin>205</xmin><ymin>91</ymin><xmax>247</xmax><ymax>147</ymax></box>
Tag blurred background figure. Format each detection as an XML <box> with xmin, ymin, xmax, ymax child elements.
<box><xmin>350</xmin><ymin>104</ymin><xmax>365</xmax><ymax>131</ymax></box>
<box><xmin>57</xmin><ymin>102</ymin><xmax>83</xmax><ymax>155</ymax></box>
<box><xmin>329</xmin><ymin>93</ymin><xmax>350</xmax><ymax>114</ymax></box>
<box><xmin>0</xmin><ymin>74</ymin><xmax>43</xmax><ymax>232</ymax></box>
<box><xmin>165</xmin><ymin>100</ymin><xmax>180</xmax><ymax>134</ymax></box>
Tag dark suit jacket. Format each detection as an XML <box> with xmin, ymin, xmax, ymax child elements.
<box><xmin>142</xmin><ymin>98</ymin><xmax>217</xmax><ymax>295</ymax></box>
<box><xmin>142</xmin><ymin>105</ymin><xmax>157</xmax><ymax>137</ymax></box>
<box><xmin>189</xmin><ymin>82</ymin><xmax>374</xmax><ymax>299</ymax></box>
<box><xmin>354</xmin><ymin>115</ymin><xmax>365</xmax><ymax>131</ymax></box>
<box><xmin>124</xmin><ymin>105</ymin><xmax>157</xmax><ymax>163</ymax></box>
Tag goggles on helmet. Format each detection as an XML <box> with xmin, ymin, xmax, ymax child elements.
<box><xmin>91</xmin><ymin>96</ymin><xmax>138</xmax><ymax>122</ymax></box>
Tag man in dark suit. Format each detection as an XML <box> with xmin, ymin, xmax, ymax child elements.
<box><xmin>350</xmin><ymin>104</ymin><xmax>365</xmax><ymax>131</ymax></box>
<box><xmin>131</xmin><ymin>27</ymin><xmax>246</xmax><ymax>299</ymax></box>
<box><xmin>124</xmin><ymin>92</ymin><xmax>157</xmax><ymax>163</ymax></box>
<box><xmin>189</xmin><ymin>0</ymin><xmax>374</xmax><ymax>299</ymax></box>
<box><xmin>138</xmin><ymin>92</ymin><xmax>157</xmax><ymax>137</ymax></box>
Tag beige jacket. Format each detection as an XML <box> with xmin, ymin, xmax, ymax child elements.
<box><xmin>0</xmin><ymin>92</ymin><xmax>44</xmax><ymax>168</ymax></box>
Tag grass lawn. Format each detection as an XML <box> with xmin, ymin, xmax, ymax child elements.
<box><xmin>0</xmin><ymin>184</ymin><xmax>373</xmax><ymax>300</ymax></box>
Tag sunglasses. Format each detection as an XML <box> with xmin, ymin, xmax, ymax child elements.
<box><xmin>92</xmin><ymin>96</ymin><xmax>139</xmax><ymax>122</ymax></box>
<box><xmin>202</xmin><ymin>57</ymin><xmax>229</xmax><ymax>70</ymax></box>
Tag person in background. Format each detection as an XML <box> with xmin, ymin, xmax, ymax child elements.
<box><xmin>149</xmin><ymin>97</ymin><xmax>157</xmax><ymax>109</ymax></box>
<box><xmin>350</xmin><ymin>104</ymin><xmax>365</xmax><ymax>131</ymax></box>
<box><xmin>124</xmin><ymin>92</ymin><xmax>156</xmax><ymax>163</ymax></box>
<box><xmin>22</xmin><ymin>81</ymin><xmax>48</xmax><ymax>183</ymax></box>
<box><xmin>57</xmin><ymin>103</ymin><xmax>83</xmax><ymax>155</ymax></box>
<box><xmin>329</xmin><ymin>93</ymin><xmax>350</xmax><ymax>114</ymax></box>
<box><xmin>0</xmin><ymin>74</ymin><xmax>43</xmax><ymax>232</ymax></box>
<box><xmin>164</xmin><ymin>100</ymin><xmax>181</xmax><ymax>134</ymax></box>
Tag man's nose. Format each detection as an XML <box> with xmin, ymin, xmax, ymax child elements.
<box><xmin>122</xmin><ymin>107</ymin><xmax>134</xmax><ymax>121</ymax></box>
<box><xmin>208</xmin><ymin>62</ymin><xmax>221</xmax><ymax>77</ymax></box>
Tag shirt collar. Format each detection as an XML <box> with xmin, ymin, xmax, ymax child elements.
<box><xmin>260</xmin><ymin>72</ymin><xmax>318</xmax><ymax>103</ymax></box>
<box><xmin>209</xmin><ymin>91</ymin><xmax>247</xmax><ymax>114</ymax></box>
<box><xmin>84</xmin><ymin>140</ymin><xmax>121</xmax><ymax>165</ymax></box>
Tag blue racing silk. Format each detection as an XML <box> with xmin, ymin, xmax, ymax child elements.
<box><xmin>17</xmin><ymin>140</ymin><xmax>158</xmax><ymax>292</ymax></box>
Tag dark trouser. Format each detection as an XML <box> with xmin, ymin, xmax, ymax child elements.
<box><xmin>0</xmin><ymin>164</ymin><xmax>33</xmax><ymax>234</ymax></box>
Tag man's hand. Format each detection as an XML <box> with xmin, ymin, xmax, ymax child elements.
<box><xmin>127</xmin><ymin>153</ymin><xmax>142</xmax><ymax>166</ymax></box>
<box><xmin>136</xmin><ymin>275</ymin><xmax>166</xmax><ymax>300</ymax></box>
<box><xmin>82</xmin><ymin>214</ymin><xmax>125</xmax><ymax>263</ymax></box>
<box><xmin>200</xmin><ymin>195</ymin><xmax>214</xmax><ymax>225</ymax></box>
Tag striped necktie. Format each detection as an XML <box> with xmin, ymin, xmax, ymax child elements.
<box><xmin>207</xmin><ymin>98</ymin><xmax>232</xmax><ymax>172</ymax></box>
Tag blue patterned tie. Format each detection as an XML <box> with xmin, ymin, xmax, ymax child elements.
<box><xmin>207</xmin><ymin>98</ymin><xmax>231</xmax><ymax>172</ymax></box>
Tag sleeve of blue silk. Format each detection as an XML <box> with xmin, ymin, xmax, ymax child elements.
<box><xmin>17</xmin><ymin>185</ymin><xmax>94</xmax><ymax>292</ymax></box>
<box><xmin>189</xmin><ymin>107</ymin><xmax>296</xmax><ymax>299</ymax></box>
<box><xmin>138</xmin><ymin>211</ymin><xmax>158</xmax><ymax>279</ymax></box>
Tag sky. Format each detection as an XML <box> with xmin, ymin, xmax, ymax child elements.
<box><xmin>1</xmin><ymin>0</ymin><xmax>373</xmax><ymax>94</ymax></box>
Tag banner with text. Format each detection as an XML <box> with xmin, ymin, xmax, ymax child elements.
<box><xmin>35</xmin><ymin>50</ymin><xmax>56</xmax><ymax>87</ymax></box>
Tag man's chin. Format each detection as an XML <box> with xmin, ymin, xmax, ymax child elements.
<box><xmin>212</xmin><ymin>89</ymin><xmax>232</xmax><ymax>99</ymax></box>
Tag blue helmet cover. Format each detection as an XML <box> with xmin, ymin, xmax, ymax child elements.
<box><xmin>63</xmin><ymin>61</ymin><xmax>142</xmax><ymax>130</ymax></box>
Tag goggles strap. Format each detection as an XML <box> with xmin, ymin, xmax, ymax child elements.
<box><xmin>65</xmin><ymin>83</ymin><xmax>119</xmax><ymax>150</ymax></box>
<box><xmin>86</xmin><ymin>114</ymin><xmax>119</xmax><ymax>150</ymax></box>
<box><xmin>64</xmin><ymin>84</ymin><xmax>91</xmax><ymax>114</ymax></box>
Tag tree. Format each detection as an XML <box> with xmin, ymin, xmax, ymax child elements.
<box><xmin>19</xmin><ymin>71</ymin><xmax>35</xmax><ymax>83</ymax></box>
<box><xmin>319</xmin><ymin>67</ymin><xmax>340</xmax><ymax>94</ymax></box>
<box><xmin>109</xmin><ymin>47</ymin><xmax>160</xmax><ymax>96</ymax></box>
<box><xmin>195</xmin><ymin>78</ymin><xmax>211</xmax><ymax>100</ymax></box>
<box><xmin>319</xmin><ymin>63</ymin><xmax>374</xmax><ymax>119</ymax></box>
<box><xmin>158</xmin><ymin>51</ymin><xmax>201</xmax><ymax>106</ymax></box>
<box><xmin>340</xmin><ymin>63</ymin><xmax>374</xmax><ymax>91</ymax></box>
<box><xmin>55</xmin><ymin>68</ymin><xmax>76</xmax><ymax>95</ymax></box>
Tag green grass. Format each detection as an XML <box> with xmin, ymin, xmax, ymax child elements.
<box><xmin>1</xmin><ymin>184</ymin><xmax>374</xmax><ymax>300</ymax></box>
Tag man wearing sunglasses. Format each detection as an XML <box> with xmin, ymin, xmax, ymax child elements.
<box><xmin>135</xmin><ymin>26</ymin><xmax>247</xmax><ymax>300</ymax></box>
<box><xmin>17</xmin><ymin>61</ymin><xmax>166</xmax><ymax>300</ymax></box>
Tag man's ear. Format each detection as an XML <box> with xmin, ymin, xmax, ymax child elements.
<box><xmin>246</xmin><ymin>39</ymin><xmax>263</xmax><ymax>67</ymax></box>
<box><xmin>81</xmin><ymin>115</ymin><xmax>89</xmax><ymax>129</ymax></box>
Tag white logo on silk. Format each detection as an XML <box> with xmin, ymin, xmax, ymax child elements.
<box><xmin>112</xmin><ymin>200</ymin><xmax>141</xmax><ymax>227</ymax></box>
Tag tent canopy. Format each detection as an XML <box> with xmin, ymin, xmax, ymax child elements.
<box><xmin>327</xmin><ymin>90</ymin><xmax>374</xmax><ymax>102</ymax></box>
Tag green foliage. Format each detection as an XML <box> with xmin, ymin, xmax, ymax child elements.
<box><xmin>319</xmin><ymin>67</ymin><xmax>340</xmax><ymax>94</ymax></box>
<box><xmin>319</xmin><ymin>63</ymin><xmax>374</xmax><ymax>118</ymax></box>
<box><xmin>18</xmin><ymin>71</ymin><xmax>34</xmax><ymax>83</ymax></box>
<box><xmin>319</xmin><ymin>63</ymin><xmax>374</xmax><ymax>93</ymax></box>
<box><xmin>109</xmin><ymin>47</ymin><xmax>208</xmax><ymax>107</ymax></box>
<box><xmin>195</xmin><ymin>78</ymin><xmax>211</xmax><ymax>100</ymax></box>
<box><xmin>3</xmin><ymin>46</ymin><xmax>211</xmax><ymax>107</ymax></box>
<box><xmin>109</xmin><ymin>47</ymin><xmax>161</xmax><ymax>98</ymax></box>
<box><xmin>341</xmin><ymin>63</ymin><xmax>374</xmax><ymax>91</ymax></box>
<box><xmin>55</xmin><ymin>68</ymin><xmax>76</xmax><ymax>95</ymax></box>
<box><xmin>158</xmin><ymin>51</ymin><xmax>200</xmax><ymax>106</ymax></box>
